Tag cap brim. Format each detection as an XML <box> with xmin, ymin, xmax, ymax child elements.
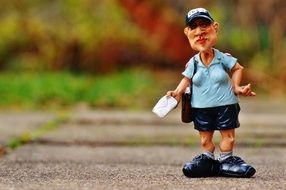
<box><xmin>186</xmin><ymin>15</ymin><xmax>213</xmax><ymax>25</ymax></box>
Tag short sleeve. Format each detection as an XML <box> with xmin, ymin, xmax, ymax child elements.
<box><xmin>221</xmin><ymin>53</ymin><xmax>237</xmax><ymax>71</ymax></box>
<box><xmin>182</xmin><ymin>58</ymin><xmax>195</xmax><ymax>79</ymax></box>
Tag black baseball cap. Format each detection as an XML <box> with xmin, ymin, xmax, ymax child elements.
<box><xmin>185</xmin><ymin>8</ymin><xmax>214</xmax><ymax>26</ymax></box>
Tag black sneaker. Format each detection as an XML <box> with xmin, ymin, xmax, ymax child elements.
<box><xmin>219</xmin><ymin>156</ymin><xmax>256</xmax><ymax>178</ymax></box>
<box><xmin>182</xmin><ymin>154</ymin><xmax>219</xmax><ymax>178</ymax></box>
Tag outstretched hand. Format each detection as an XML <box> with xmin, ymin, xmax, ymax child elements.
<box><xmin>234</xmin><ymin>84</ymin><xmax>256</xmax><ymax>96</ymax></box>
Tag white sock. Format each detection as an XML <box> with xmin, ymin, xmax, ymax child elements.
<box><xmin>219</xmin><ymin>151</ymin><xmax>233</xmax><ymax>162</ymax></box>
<box><xmin>203</xmin><ymin>151</ymin><xmax>215</xmax><ymax>160</ymax></box>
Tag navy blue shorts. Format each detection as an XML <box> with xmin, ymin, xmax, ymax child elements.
<box><xmin>192</xmin><ymin>104</ymin><xmax>240</xmax><ymax>131</ymax></box>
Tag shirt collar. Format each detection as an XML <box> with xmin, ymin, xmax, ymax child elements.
<box><xmin>194</xmin><ymin>48</ymin><xmax>222</xmax><ymax>67</ymax></box>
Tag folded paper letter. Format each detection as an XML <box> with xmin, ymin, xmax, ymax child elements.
<box><xmin>152</xmin><ymin>96</ymin><xmax>178</xmax><ymax>118</ymax></box>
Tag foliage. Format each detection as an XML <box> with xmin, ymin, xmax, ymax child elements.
<box><xmin>0</xmin><ymin>0</ymin><xmax>285</xmax><ymax>107</ymax></box>
<box><xmin>1</xmin><ymin>0</ymin><xmax>285</xmax><ymax>74</ymax></box>
<box><xmin>0</xmin><ymin>69</ymin><xmax>159</xmax><ymax>109</ymax></box>
<box><xmin>0</xmin><ymin>0</ymin><xmax>150</xmax><ymax>72</ymax></box>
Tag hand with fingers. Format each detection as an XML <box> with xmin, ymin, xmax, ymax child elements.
<box><xmin>166</xmin><ymin>91</ymin><xmax>182</xmax><ymax>102</ymax></box>
<box><xmin>234</xmin><ymin>84</ymin><xmax>256</xmax><ymax>96</ymax></box>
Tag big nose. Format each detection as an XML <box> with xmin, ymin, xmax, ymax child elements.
<box><xmin>194</xmin><ymin>30</ymin><xmax>206</xmax><ymax>37</ymax></box>
<box><xmin>194</xmin><ymin>26</ymin><xmax>206</xmax><ymax>36</ymax></box>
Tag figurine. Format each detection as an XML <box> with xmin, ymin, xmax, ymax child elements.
<box><xmin>166</xmin><ymin>8</ymin><xmax>256</xmax><ymax>178</ymax></box>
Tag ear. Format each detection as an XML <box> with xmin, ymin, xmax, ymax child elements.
<box><xmin>184</xmin><ymin>27</ymin><xmax>189</xmax><ymax>36</ymax></box>
<box><xmin>213</xmin><ymin>22</ymin><xmax>219</xmax><ymax>33</ymax></box>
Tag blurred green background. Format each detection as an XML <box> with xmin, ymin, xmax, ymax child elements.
<box><xmin>0</xmin><ymin>0</ymin><xmax>285</xmax><ymax>110</ymax></box>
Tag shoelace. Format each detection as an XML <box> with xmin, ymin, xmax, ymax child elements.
<box><xmin>192</xmin><ymin>154</ymin><xmax>208</xmax><ymax>161</ymax></box>
<box><xmin>226</xmin><ymin>156</ymin><xmax>245</xmax><ymax>165</ymax></box>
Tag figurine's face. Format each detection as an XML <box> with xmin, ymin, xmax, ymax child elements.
<box><xmin>184</xmin><ymin>19</ymin><xmax>219</xmax><ymax>52</ymax></box>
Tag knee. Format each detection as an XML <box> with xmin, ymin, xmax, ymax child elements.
<box><xmin>220</xmin><ymin>129</ymin><xmax>235</xmax><ymax>144</ymax></box>
<box><xmin>222</xmin><ymin>136</ymin><xmax>235</xmax><ymax>145</ymax></box>
<box><xmin>200</xmin><ymin>136</ymin><xmax>214</xmax><ymax>148</ymax></box>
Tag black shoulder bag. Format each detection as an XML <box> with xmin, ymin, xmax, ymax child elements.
<box><xmin>181</xmin><ymin>59</ymin><xmax>197</xmax><ymax>123</ymax></box>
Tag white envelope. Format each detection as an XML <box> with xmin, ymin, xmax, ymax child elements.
<box><xmin>152</xmin><ymin>96</ymin><xmax>178</xmax><ymax>118</ymax></box>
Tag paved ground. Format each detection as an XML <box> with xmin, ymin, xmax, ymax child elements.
<box><xmin>0</xmin><ymin>145</ymin><xmax>285</xmax><ymax>190</ymax></box>
<box><xmin>0</xmin><ymin>99</ymin><xmax>285</xmax><ymax>189</ymax></box>
<box><xmin>0</xmin><ymin>112</ymin><xmax>55</xmax><ymax>144</ymax></box>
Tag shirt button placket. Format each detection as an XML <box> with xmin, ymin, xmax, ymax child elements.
<box><xmin>205</xmin><ymin>68</ymin><xmax>209</xmax><ymax>76</ymax></box>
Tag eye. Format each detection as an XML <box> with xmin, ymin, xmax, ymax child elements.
<box><xmin>189</xmin><ymin>23</ymin><xmax>197</xmax><ymax>30</ymax></box>
<box><xmin>188</xmin><ymin>20</ymin><xmax>211</xmax><ymax>30</ymax></box>
<box><xmin>200</xmin><ymin>21</ymin><xmax>211</xmax><ymax>28</ymax></box>
<box><xmin>201</xmin><ymin>23</ymin><xmax>209</xmax><ymax>28</ymax></box>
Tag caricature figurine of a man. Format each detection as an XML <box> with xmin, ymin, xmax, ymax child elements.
<box><xmin>167</xmin><ymin>8</ymin><xmax>256</xmax><ymax>178</ymax></box>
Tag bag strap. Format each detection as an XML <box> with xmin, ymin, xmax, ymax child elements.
<box><xmin>190</xmin><ymin>59</ymin><xmax>197</xmax><ymax>95</ymax></box>
<box><xmin>193</xmin><ymin>59</ymin><xmax>197</xmax><ymax>77</ymax></box>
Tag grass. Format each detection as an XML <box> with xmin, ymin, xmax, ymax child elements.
<box><xmin>1</xmin><ymin>68</ymin><xmax>276</xmax><ymax>111</ymax></box>
<box><xmin>0</xmin><ymin>69</ymin><xmax>166</xmax><ymax>110</ymax></box>
<box><xmin>6</xmin><ymin>113</ymin><xmax>68</xmax><ymax>149</ymax></box>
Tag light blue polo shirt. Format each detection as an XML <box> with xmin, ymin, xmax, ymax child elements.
<box><xmin>182</xmin><ymin>48</ymin><xmax>238</xmax><ymax>108</ymax></box>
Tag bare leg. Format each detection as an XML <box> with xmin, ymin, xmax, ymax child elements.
<box><xmin>199</xmin><ymin>131</ymin><xmax>215</xmax><ymax>153</ymax></box>
<box><xmin>219</xmin><ymin>129</ymin><xmax>235</xmax><ymax>152</ymax></box>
